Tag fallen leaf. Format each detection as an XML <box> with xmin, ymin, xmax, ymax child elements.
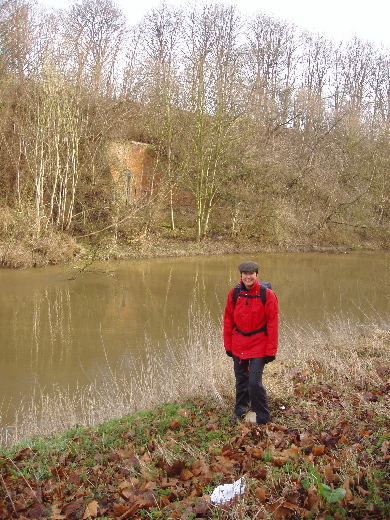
<box><xmin>280</xmin><ymin>446</ymin><xmax>301</xmax><ymax>459</ymax></box>
<box><xmin>26</xmin><ymin>502</ymin><xmax>47</xmax><ymax>519</ymax></box>
<box><xmin>119</xmin><ymin>480</ymin><xmax>133</xmax><ymax>490</ymax></box>
<box><xmin>170</xmin><ymin>419</ymin><xmax>180</xmax><ymax>429</ymax></box>
<box><xmin>324</xmin><ymin>464</ymin><xmax>334</xmax><ymax>482</ymax></box>
<box><xmin>193</xmin><ymin>498</ymin><xmax>209</xmax><ymax>515</ymax></box>
<box><xmin>255</xmin><ymin>487</ymin><xmax>267</xmax><ymax>502</ymax></box>
<box><xmin>299</xmin><ymin>433</ymin><xmax>313</xmax><ymax>447</ymax></box>
<box><xmin>83</xmin><ymin>500</ymin><xmax>98</xmax><ymax>518</ymax></box>
<box><xmin>312</xmin><ymin>445</ymin><xmax>325</xmax><ymax>456</ymax></box>
<box><xmin>14</xmin><ymin>498</ymin><xmax>27</xmax><ymax>511</ymax></box>
<box><xmin>118</xmin><ymin>502</ymin><xmax>142</xmax><ymax>519</ymax></box>
<box><xmin>13</xmin><ymin>448</ymin><xmax>34</xmax><ymax>460</ymax></box>
<box><xmin>49</xmin><ymin>502</ymin><xmax>66</xmax><ymax>519</ymax></box>
<box><xmin>356</xmin><ymin>485</ymin><xmax>370</xmax><ymax>497</ymax></box>
<box><xmin>305</xmin><ymin>487</ymin><xmax>320</xmax><ymax>510</ymax></box>
<box><xmin>180</xmin><ymin>469</ymin><xmax>194</xmax><ymax>481</ymax></box>
<box><xmin>251</xmin><ymin>447</ymin><xmax>264</xmax><ymax>459</ymax></box>
<box><xmin>271</xmin><ymin>456</ymin><xmax>289</xmax><ymax>467</ymax></box>
<box><xmin>164</xmin><ymin>460</ymin><xmax>186</xmax><ymax>476</ymax></box>
<box><xmin>62</xmin><ymin>497</ymin><xmax>85</xmax><ymax>518</ymax></box>
<box><xmin>159</xmin><ymin>495</ymin><xmax>171</xmax><ymax>507</ymax></box>
<box><xmin>269</xmin><ymin>501</ymin><xmax>299</xmax><ymax>519</ymax></box>
<box><xmin>113</xmin><ymin>503</ymin><xmax>129</xmax><ymax>516</ymax></box>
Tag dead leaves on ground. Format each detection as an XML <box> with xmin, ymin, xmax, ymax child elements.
<box><xmin>0</xmin><ymin>376</ymin><xmax>389</xmax><ymax>519</ymax></box>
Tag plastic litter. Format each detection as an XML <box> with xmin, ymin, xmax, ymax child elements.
<box><xmin>210</xmin><ymin>477</ymin><xmax>246</xmax><ymax>505</ymax></box>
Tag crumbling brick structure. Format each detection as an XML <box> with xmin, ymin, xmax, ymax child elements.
<box><xmin>106</xmin><ymin>140</ymin><xmax>159</xmax><ymax>204</ymax></box>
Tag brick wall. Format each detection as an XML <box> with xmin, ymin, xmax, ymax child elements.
<box><xmin>106</xmin><ymin>140</ymin><xmax>159</xmax><ymax>203</ymax></box>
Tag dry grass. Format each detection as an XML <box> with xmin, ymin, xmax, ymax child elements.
<box><xmin>1</xmin><ymin>310</ymin><xmax>388</xmax><ymax>446</ymax></box>
<box><xmin>0</xmin><ymin>205</ymin><xmax>84</xmax><ymax>268</ymax></box>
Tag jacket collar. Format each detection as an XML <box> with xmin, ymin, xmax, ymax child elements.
<box><xmin>240</xmin><ymin>279</ymin><xmax>260</xmax><ymax>293</ymax></box>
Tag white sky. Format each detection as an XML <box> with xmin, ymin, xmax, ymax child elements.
<box><xmin>42</xmin><ymin>0</ymin><xmax>390</xmax><ymax>49</ymax></box>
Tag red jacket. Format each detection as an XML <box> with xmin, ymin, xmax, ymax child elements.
<box><xmin>223</xmin><ymin>280</ymin><xmax>278</xmax><ymax>359</ymax></box>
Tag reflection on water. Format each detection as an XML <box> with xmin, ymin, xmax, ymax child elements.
<box><xmin>0</xmin><ymin>252</ymin><xmax>389</xmax><ymax>426</ymax></box>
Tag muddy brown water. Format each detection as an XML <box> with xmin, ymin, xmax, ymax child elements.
<box><xmin>0</xmin><ymin>252</ymin><xmax>388</xmax><ymax>428</ymax></box>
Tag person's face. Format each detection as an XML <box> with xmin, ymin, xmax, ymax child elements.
<box><xmin>241</xmin><ymin>271</ymin><xmax>258</xmax><ymax>290</ymax></box>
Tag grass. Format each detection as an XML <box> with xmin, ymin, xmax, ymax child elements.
<box><xmin>0</xmin><ymin>313</ymin><xmax>389</xmax><ymax>518</ymax></box>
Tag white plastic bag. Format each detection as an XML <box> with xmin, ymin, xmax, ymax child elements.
<box><xmin>210</xmin><ymin>477</ymin><xmax>246</xmax><ymax>505</ymax></box>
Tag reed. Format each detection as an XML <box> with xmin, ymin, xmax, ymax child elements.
<box><xmin>1</xmin><ymin>310</ymin><xmax>388</xmax><ymax>446</ymax></box>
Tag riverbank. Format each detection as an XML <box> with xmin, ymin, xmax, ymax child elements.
<box><xmin>1</xmin><ymin>396</ymin><xmax>389</xmax><ymax>519</ymax></box>
<box><xmin>1</xmin><ymin>316</ymin><xmax>389</xmax><ymax>517</ymax></box>
<box><xmin>1</xmin><ymin>320</ymin><xmax>389</xmax><ymax>519</ymax></box>
<box><xmin>1</xmin><ymin>231</ymin><xmax>386</xmax><ymax>269</ymax></box>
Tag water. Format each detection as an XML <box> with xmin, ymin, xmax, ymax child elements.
<box><xmin>0</xmin><ymin>252</ymin><xmax>388</xmax><ymax>427</ymax></box>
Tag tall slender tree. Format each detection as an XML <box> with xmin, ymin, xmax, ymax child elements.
<box><xmin>180</xmin><ymin>3</ymin><xmax>243</xmax><ymax>241</ymax></box>
<box><xmin>60</xmin><ymin>0</ymin><xmax>128</xmax><ymax>97</ymax></box>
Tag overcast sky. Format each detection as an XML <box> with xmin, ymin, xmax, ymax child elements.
<box><xmin>42</xmin><ymin>0</ymin><xmax>389</xmax><ymax>49</ymax></box>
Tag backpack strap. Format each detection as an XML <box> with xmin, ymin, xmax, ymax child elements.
<box><xmin>233</xmin><ymin>283</ymin><xmax>270</xmax><ymax>306</ymax></box>
<box><xmin>260</xmin><ymin>284</ymin><xmax>266</xmax><ymax>306</ymax></box>
<box><xmin>233</xmin><ymin>284</ymin><xmax>241</xmax><ymax>306</ymax></box>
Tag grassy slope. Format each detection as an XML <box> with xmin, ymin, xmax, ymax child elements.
<box><xmin>0</xmin><ymin>396</ymin><xmax>388</xmax><ymax>519</ymax></box>
<box><xmin>0</xmin><ymin>323</ymin><xmax>389</xmax><ymax>519</ymax></box>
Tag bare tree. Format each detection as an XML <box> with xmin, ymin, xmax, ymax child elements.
<box><xmin>133</xmin><ymin>2</ymin><xmax>184</xmax><ymax>231</ymax></box>
<box><xmin>0</xmin><ymin>0</ymin><xmax>58</xmax><ymax>206</ymax></box>
<box><xmin>330</xmin><ymin>38</ymin><xmax>375</xmax><ymax>120</ymax></box>
<box><xmin>295</xmin><ymin>32</ymin><xmax>333</xmax><ymax>131</ymax></box>
<box><xmin>0</xmin><ymin>0</ymin><xmax>33</xmax><ymax>81</ymax></box>
<box><xmin>60</xmin><ymin>0</ymin><xmax>128</xmax><ymax>96</ymax></box>
<box><xmin>11</xmin><ymin>64</ymin><xmax>86</xmax><ymax>236</ymax></box>
<box><xmin>180</xmin><ymin>3</ymin><xmax>244</xmax><ymax>241</ymax></box>
<box><xmin>369</xmin><ymin>51</ymin><xmax>390</xmax><ymax>135</ymax></box>
<box><xmin>244</xmin><ymin>13</ymin><xmax>299</xmax><ymax>131</ymax></box>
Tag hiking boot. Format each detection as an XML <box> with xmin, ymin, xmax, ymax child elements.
<box><xmin>256</xmin><ymin>413</ymin><xmax>271</xmax><ymax>426</ymax></box>
<box><xmin>230</xmin><ymin>414</ymin><xmax>245</xmax><ymax>423</ymax></box>
<box><xmin>256</xmin><ymin>418</ymin><xmax>270</xmax><ymax>426</ymax></box>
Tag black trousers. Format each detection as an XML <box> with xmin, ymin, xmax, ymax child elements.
<box><xmin>233</xmin><ymin>356</ymin><xmax>270</xmax><ymax>424</ymax></box>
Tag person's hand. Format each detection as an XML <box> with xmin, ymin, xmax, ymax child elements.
<box><xmin>226</xmin><ymin>350</ymin><xmax>233</xmax><ymax>357</ymax></box>
<box><xmin>264</xmin><ymin>355</ymin><xmax>275</xmax><ymax>364</ymax></box>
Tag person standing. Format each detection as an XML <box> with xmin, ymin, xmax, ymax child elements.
<box><xmin>223</xmin><ymin>261</ymin><xmax>279</xmax><ymax>425</ymax></box>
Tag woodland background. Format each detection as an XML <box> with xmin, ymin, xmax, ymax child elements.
<box><xmin>0</xmin><ymin>0</ymin><xmax>389</xmax><ymax>267</ymax></box>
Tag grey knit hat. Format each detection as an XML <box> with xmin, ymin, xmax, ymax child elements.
<box><xmin>238</xmin><ymin>261</ymin><xmax>259</xmax><ymax>273</ymax></box>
